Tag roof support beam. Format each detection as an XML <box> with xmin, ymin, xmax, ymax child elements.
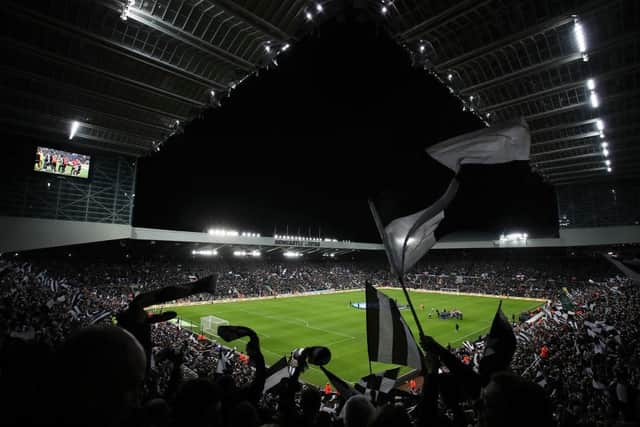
<box><xmin>460</xmin><ymin>53</ymin><xmax>583</xmax><ymax>96</ymax></box>
<box><xmin>531</xmin><ymin>143</ymin><xmax>594</xmax><ymax>158</ymax></box>
<box><xmin>0</xmin><ymin>118</ymin><xmax>146</xmax><ymax>157</ymax></box>
<box><xmin>125</xmin><ymin>5</ymin><xmax>254</xmax><ymax>71</ymax></box>
<box><xmin>483</xmin><ymin>80</ymin><xmax>584</xmax><ymax>113</ymax></box>
<box><xmin>397</xmin><ymin>0</ymin><xmax>492</xmax><ymax>42</ymax></box>
<box><xmin>205</xmin><ymin>0</ymin><xmax>291</xmax><ymax>41</ymax></box>
<box><xmin>525</xmin><ymin>101</ymin><xmax>589</xmax><ymax>121</ymax></box>
<box><xmin>0</xmin><ymin>66</ymin><xmax>186</xmax><ymax>124</ymax></box>
<box><xmin>531</xmin><ymin>131</ymin><xmax>601</xmax><ymax>149</ymax></box>
<box><xmin>434</xmin><ymin>16</ymin><xmax>575</xmax><ymax>71</ymax></box>
<box><xmin>4</xmin><ymin>2</ymin><xmax>226</xmax><ymax>91</ymax></box>
<box><xmin>531</xmin><ymin>118</ymin><xmax>600</xmax><ymax>135</ymax></box>
<box><xmin>5</xmin><ymin>38</ymin><xmax>206</xmax><ymax>108</ymax></box>
<box><xmin>545</xmin><ymin>166</ymin><xmax>608</xmax><ymax>177</ymax></box>
<box><xmin>534</xmin><ymin>152</ymin><xmax>602</xmax><ymax>165</ymax></box>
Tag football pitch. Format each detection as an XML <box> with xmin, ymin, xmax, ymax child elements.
<box><xmin>168</xmin><ymin>289</ymin><xmax>544</xmax><ymax>385</ymax></box>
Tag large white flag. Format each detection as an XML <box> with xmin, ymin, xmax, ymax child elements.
<box><xmin>369</xmin><ymin>179</ymin><xmax>459</xmax><ymax>277</ymax></box>
<box><xmin>426</xmin><ymin>118</ymin><xmax>531</xmax><ymax>174</ymax></box>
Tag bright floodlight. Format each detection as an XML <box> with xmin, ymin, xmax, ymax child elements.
<box><xmin>595</xmin><ymin>119</ymin><xmax>604</xmax><ymax>131</ymax></box>
<box><xmin>419</xmin><ymin>45</ymin><xmax>425</xmax><ymax>53</ymax></box>
<box><xmin>574</xmin><ymin>20</ymin><xmax>587</xmax><ymax>53</ymax></box>
<box><xmin>381</xmin><ymin>5</ymin><xmax>388</xmax><ymax>14</ymax></box>
<box><xmin>283</xmin><ymin>251</ymin><xmax>302</xmax><ymax>258</ymax></box>
<box><xmin>316</xmin><ymin>3</ymin><xmax>323</xmax><ymax>12</ymax></box>
<box><xmin>590</xmin><ymin>91</ymin><xmax>599</xmax><ymax>108</ymax></box>
<box><xmin>600</xmin><ymin>131</ymin><xmax>605</xmax><ymax>138</ymax></box>
<box><xmin>233</xmin><ymin>250</ymin><xmax>247</xmax><ymax>257</ymax></box>
<box><xmin>305</xmin><ymin>11</ymin><xmax>313</xmax><ymax>20</ymax></box>
<box><xmin>69</xmin><ymin>121</ymin><xmax>80</xmax><ymax>139</ymax></box>
<box><xmin>607</xmin><ymin>167</ymin><xmax>612</xmax><ymax>173</ymax></box>
<box><xmin>447</xmin><ymin>73</ymin><xmax>453</xmax><ymax>81</ymax></box>
<box><xmin>602</xmin><ymin>148</ymin><xmax>609</xmax><ymax>157</ymax></box>
<box><xmin>605</xmin><ymin>160</ymin><xmax>611</xmax><ymax>166</ymax></box>
<box><xmin>250</xmin><ymin>250</ymin><xmax>261</xmax><ymax>257</ymax></box>
<box><xmin>601</xmin><ymin>141</ymin><xmax>608</xmax><ymax>148</ymax></box>
<box><xmin>282</xmin><ymin>43</ymin><xmax>290</xmax><ymax>51</ymax></box>
<box><xmin>587</xmin><ymin>78</ymin><xmax>595</xmax><ymax>90</ymax></box>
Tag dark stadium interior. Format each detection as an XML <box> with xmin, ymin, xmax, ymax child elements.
<box><xmin>1</xmin><ymin>1</ymin><xmax>640</xmax><ymax>427</ymax></box>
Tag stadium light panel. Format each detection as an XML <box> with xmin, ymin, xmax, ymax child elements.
<box><xmin>282</xmin><ymin>44</ymin><xmax>290</xmax><ymax>51</ymax></box>
<box><xmin>233</xmin><ymin>250</ymin><xmax>247</xmax><ymax>257</ymax></box>
<box><xmin>316</xmin><ymin>3</ymin><xmax>323</xmax><ymax>12</ymax></box>
<box><xmin>602</xmin><ymin>148</ymin><xmax>609</xmax><ymax>157</ymax></box>
<box><xmin>381</xmin><ymin>5</ymin><xmax>388</xmax><ymax>14</ymax></box>
<box><xmin>599</xmin><ymin>131</ymin><xmax>605</xmax><ymax>138</ymax></box>
<box><xmin>574</xmin><ymin>20</ymin><xmax>587</xmax><ymax>53</ymax></box>
<box><xmin>284</xmin><ymin>251</ymin><xmax>302</xmax><ymax>258</ymax></box>
<box><xmin>305</xmin><ymin>11</ymin><xmax>313</xmax><ymax>20</ymax></box>
<box><xmin>596</xmin><ymin>119</ymin><xmax>604</xmax><ymax>131</ymax></box>
<box><xmin>601</xmin><ymin>141</ymin><xmax>608</xmax><ymax>148</ymax></box>
<box><xmin>69</xmin><ymin>121</ymin><xmax>80</xmax><ymax>139</ymax></box>
<box><xmin>605</xmin><ymin>160</ymin><xmax>611</xmax><ymax>166</ymax></box>
<box><xmin>586</xmin><ymin>78</ymin><xmax>595</xmax><ymax>90</ymax></box>
<box><xmin>447</xmin><ymin>73</ymin><xmax>453</xmax><ymax>81</ymax></box>
<box><xmin>265</xmin><ymin>45</ymin><xmax>271</xmax><ymax>53</ymax></box>
<box><xmin>607</xmin><ymin>167</ymin><xmax>612</xmax><ymax>173</ymax></box>
<box><xmin>590</xmin><ymin>91</ymin><xmax>599</xmax><ymax>108</ymax></box>
<box><xmin>419</xmin><ymin>45</ymin><xmax>425</xmax><ymax>53</ymax></box>
<box><xmin>250</xmin><ymin>250</ymin><xmax>261</xmax><ymax>257</ymax></box>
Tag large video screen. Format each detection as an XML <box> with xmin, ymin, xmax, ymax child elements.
<box><xmin>34</xmin><ymin>147</ymin><xmax>91</xmax><ymax>179</ymax></box>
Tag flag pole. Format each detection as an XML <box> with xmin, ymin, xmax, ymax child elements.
<box><xmin>398</xmin><ymin>275</ymin><xmax>425</xmax><ymax>338</ymax></box>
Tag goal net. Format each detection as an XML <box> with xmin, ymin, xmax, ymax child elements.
<box><xmin>201</xmin><ymin>315</ymin><xmax>229</xmax><ymax>336</ymax></box>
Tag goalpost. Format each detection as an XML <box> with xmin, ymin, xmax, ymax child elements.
<box><xmin>201</xmin><ymin>315</ymin><xmax>229</xmax><ymax>337</ymax></box>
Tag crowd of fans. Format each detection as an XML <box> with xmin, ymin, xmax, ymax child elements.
<box><xmin>1</xmin><ymin>250</ymin><xmax>639</xmax><ymax>427</ymax></box>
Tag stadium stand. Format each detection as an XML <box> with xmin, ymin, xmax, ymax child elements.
<box><xmin>1</xmin><ymin>247</ymin><xmax>639</xmax><ymax>426</ymax></box>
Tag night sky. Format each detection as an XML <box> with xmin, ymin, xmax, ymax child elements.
<box><xmin>134</xmin><ymin>10</ymin><xmax>558</xmax><ymax>242</ymax></box>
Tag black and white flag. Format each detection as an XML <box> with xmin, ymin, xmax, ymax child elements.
<box><xmin>354</xmin><ymin>368</ymin><xmax>400</xmax><ymax>402</ymax></box>
<box><xmin>604</xmin><ymin>253</ymin><xmax>640</xmax><ymax>284</ymax></box>
<box><xmin>263</xmin><ymin>357</ymin><xmax>290</xmax><ymax>393</ymax></box>
<box><xmin>426</xmin><ymin>118</ymin><xmax>531</xmax><ymax>174</ymax></box>
<box><xmin>216</xmin><ymin>348</ymin><xmax>233</xmax><ymax>374</ymax></box>
<box><xmin>369</xmin><ymin>179</ymin><xmax>459</xmax><ymax>278</ymax></box>
<box><xmin>320</xmin><ymin>366</ymin><xmax>358</xmax><ymax>399</ymax></box>
<box><xmin>480</xmin><ymin>301</ymin><xmax>516</xmax><ymax>379</ymax></box>
<box><xmin>365</xmin><ymin>283</ymin><xmax>422</xmax><ymax>369</ymax></box>
<box><xmin>88</xmin><ymin>310</ymin><xmax>112</xmax><ymax>325</ymax></box>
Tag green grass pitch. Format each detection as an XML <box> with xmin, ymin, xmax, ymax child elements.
<box><xmin>168</xmin><ymin>289</ymin><xmax>543</xmax><ymax>385</ymax></box>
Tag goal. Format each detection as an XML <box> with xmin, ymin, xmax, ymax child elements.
<box><xmin>201</xmin><ymin>315</ymin><xmax>229</xmax><ymax>336</ymax></box>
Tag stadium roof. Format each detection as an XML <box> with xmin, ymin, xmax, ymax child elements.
<box><xmin>2</xmin><ymin>0</ymin><xmax>639</xmax><ymax>185</ymax></box>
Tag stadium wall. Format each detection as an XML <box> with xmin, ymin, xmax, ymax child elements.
<box><xmin>1</xmin><ymin>216</ymin><xmax>639</xmax><ymax>252</ymax></box>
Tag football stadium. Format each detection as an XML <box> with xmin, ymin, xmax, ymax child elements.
<box><xmin>1</xmin><ymin>1</ymin><xmax>640</xmax><ymax>427</ymax></box>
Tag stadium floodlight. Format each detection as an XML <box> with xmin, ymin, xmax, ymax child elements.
<box><xmin>599</xmin><ymin>131</ymin><xmax>605</xmax><ymax>139</ymax></box>
<box><xmin>601</xmin><ymin>141</ymin><xmax>608</xmax><ymax>149</ymax></box>
<box><xmin>257</xmin><ymin>233</ymin><xmax>261</xmax><ymax>237</ymax></box>
<box><xmin>233</xmin><ymin>250</ymin><xmax>247</xmax><ymax>257</ymax></box>
<box><xmin>316</xmin><ymin>3</ymin><xmax>323</xmax><ymax>12</ymax></box>
<box><xmin>607</xmin><ymin>167</ymin><xmax>612</xmax><ymax>173</ymax></box>
<box><xmin>69</xmin><ymin>121</ymin><xmax>80</xmax><ymax>139</ymax></box>
<box><xmin>381</xmin><ymin>5</ymin><xmax>388</xmax><ymax>14</ymax></box>
<box><xmin>192</xmin><ymin>249</ymin><xmax>217</xmax><ymax>256</ymax></box>
<box><xmin>586</xmin><ymin>78</ymin><xmax>596</xmax><ymax>90</ymax></box>
<box><xmin>469</xmin><ymin>95</ymin><xmax>474</xmax><ymax>101</ymax></box>
<box><xmin>250</xmin><ymin>250</ymin><xmax>261</xmax><ymax>257</ymax></box>
<box><xmin>574</xmin><ymin>20</ymin><xmax>587</xmax><ymax>53</ymax></box>
<box><xmin>447</xmin><ymin>73</ymin><xmax>453</xmax><ymax>81</ymax></box>
<box><xmin>284</xmin><ymin>251</ymin><xmax>302</xmax><ymax>258</ymax></box>
<box><xmin>265</xmin><ymin>45</ymin><xmax>271</xmax><ymax>53</ymax></box>
<box><xmin>605</xmin><ymin>160</ymin><xmax>611</xmax><ymax>166</ymax></box>
<box><xmin>305</xmin><ymin>11</ymin><xmax>313</xmax><ymax>20</ymax></box>
<box><xmin>282</xmin><ymin>43</ymin><xmax>290</xmax><ymax>51</ymax></box>
<box><xmin>419</xmin><ymin>44</ymin><xmax>425</xmax><ymax>53</ymax></box>
<box><xmin>602</xmin><ymin>148</ymin><xmax>609</xmax><ymax>157</ymax></box>
<box><xmin>590</xmin><ymin>91</ymin><xmax>599</xmax><ymax>108</ymax></box>
<box><xmin>596</xmin><ymin>120</ymin><xmax>604</xmax><ymax>131</ymax></box>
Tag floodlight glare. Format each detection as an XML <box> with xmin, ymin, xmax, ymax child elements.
<box><xmin>602</xmin><ymin>148</ymin><xmax>609</xmax><ymax>157</ymax></box>
<box><xmin>69</xmin><ymin>121</ymin><xmax>80</xmax><ymax>140</ymax></box>
<box><xmin>590</xmin><ymin>91</ymin><xmax>599</xmax><ymax>108</ymax></box>
<box><xmin>574</xmin><ymin>21</ymin><xmax>587</xmax><ymax>53</ymax></box>
<box><xmin>381</xmin><ymin>5</ymin><xmax>388</xmax><ymax>14</ymax></box>
<box><xmin>316</xmin><ymin>3</ymin><xmax>323</xmax><ymax>12</ymax></box>
<box><xmin>447</xmin><ymin>73</ymin><xmax>453</xmax><ymax>81</ymax></box>
<box><xmin>586</xmin><ymin>78</ymin><xmax>596</xmax><ymax>90</ymax></box>
<box><xmin>419</xmin><ymin>45</ymin><xmax>425</xmax><ymax>53</ymax></box>
<box><xmin>605</xmin><ymin>160</ymin><xmax>611</xmax><ymax>166</ymax></box>
<box><xmin>265</xmin><ymin>45</ymin><xmax>271</xmax><ymax>53</ymax></box>
<box><xmin>282</xmin><ymin>43</ymin><xmax>290</xmax><ymax>51</ymax></box>
<box><xmin>599</xmin><ymin>131</ymin><xmax>605</xmax><ymax>138</ymax></box>
<box><xmin>607</xmin><ymin>167</ymin><xmax>612</xmax><ymax>173</ymax></box>
<box><xmin>305</xmin><ymin>11</ymin><xmax>313</xmax><ymax>20</ymax></box>
<box><xmin>601</xmin><ymin>141</ymin><xmax>608</xmax><ymax>148</ymax></box>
